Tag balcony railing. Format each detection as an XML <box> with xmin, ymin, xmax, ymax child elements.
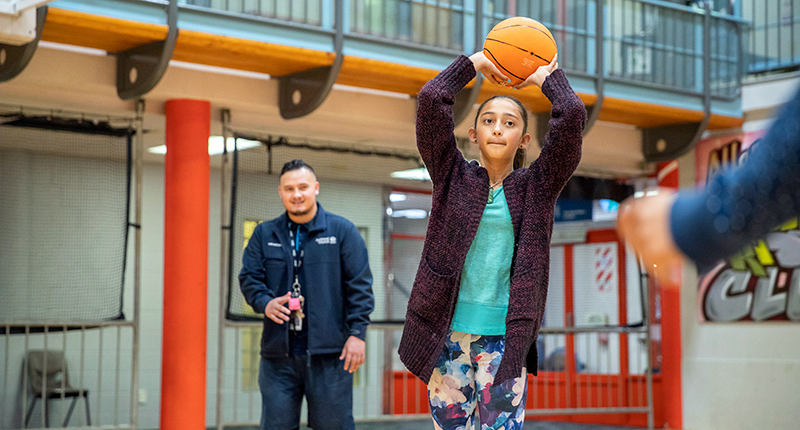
<box><xmin>183</xmin><ymin>0</ymin><xmax>324</xmax><ymax>25</ymax></box>
<box><xmin>745</xmin><ymin>0</ymin><xmax>800</xmax><ymax>74</ymax></box>
<box><xmin>176</xmin><ymin>0</ymin><xmax>745</xmax><ymax>99</ymax></box>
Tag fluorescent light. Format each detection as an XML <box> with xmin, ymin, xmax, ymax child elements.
<box><xmin>147</xmin><ymin>145</ymin><xmax>167</xmax><ymax>155</ymax></box>
<box><xmin>390</xmin><ymin>167</ymin><xmax>430</xmax><ymax>181</ymax></box>
<box><xmin>209</xmin><ymin>136</ymin><xmax>261</xmax><ymax>155</ymax></box>
<box><xmin>332</xmin><ymin>84</ymin><xmax>410</xmax><ymax>99</ymax></box>
<box><xmin>389</xmin><ymin>193</ymin><xmax>407</xmax><ymax>202</ymax></box>
<box><xmin>391</xmin><ymin>209</ymin><xmax>428</xmax><ymax>219</ymax></box>
<box><xmin>39</xmin><ymin>41</ymin><xmax>106</xmax><ymax>56</ymax></box>
<box><xmin>169</xmin><ymin>60</ymin><xmax>272</xmax><ymax>80</ymax></box>
<box><xmin>147</xmin><ymin>136</ymin><xmax>261</xmax><ymax>155</ymax></box>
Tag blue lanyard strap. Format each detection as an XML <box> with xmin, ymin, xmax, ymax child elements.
<box><xmin>288</xmin><ymin>223</ymin><xmax>305</xmax><ymax>296</ymax></box>
<box><xmin>288</xmin><ymin>223</ymin><xmax>305</xmax><ymax>268</ymax></box>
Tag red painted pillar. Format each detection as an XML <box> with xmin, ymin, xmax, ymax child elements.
<box><xmin>161</xmin><ymin>99</ymin><xmax>210</xmax><ymax>430</ymax></box>
<box><xmin>656</xmin><ymin>160</ymin><xmax>682</xmax><ymax>429</ymax></box>
<box><xmin>563</xmin><ymin>245</ymin><xmax>575</xmax><ymax>410</ymax></box>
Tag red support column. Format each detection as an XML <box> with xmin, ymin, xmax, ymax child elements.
<box><xmin>161</xmin><ymin>99</ymin><xmax>211</xmax><ymax>430</ymax></box>
<box><xmin>564</xmin><ymin>245</ymin><xmax>575</xmax><ymax>410</ymax></box>
<box><xmin>616</xmin><ymin>236</ymin><xmax>630</xmax><ymax>415</ymax></box>
<box><xmin>656</xmin><ymin>160</ymin><xmax>682</xmax><ymax>429</ymax></box>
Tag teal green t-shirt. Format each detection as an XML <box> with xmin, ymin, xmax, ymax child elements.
<box><xmin>451</xmin><ymin>186</ymin><xmax>514</xmax><ymax>335</ymax></box>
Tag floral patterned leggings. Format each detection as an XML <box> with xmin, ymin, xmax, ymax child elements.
<box><xmin>427</xmin><ymin>330</ymin><xmax>528</xmax><ymax>430</ymax></box>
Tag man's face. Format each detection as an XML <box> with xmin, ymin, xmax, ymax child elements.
<box><xmin>278</xmin><ymin>167</ymin><xmax>319</xmax><ymax>217</ymax></box>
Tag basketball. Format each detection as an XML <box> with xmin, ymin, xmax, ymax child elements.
<box><xmin>483</xmin><ymin>17</ymin><xmax>558</xmax><ymax>86</ymax></box>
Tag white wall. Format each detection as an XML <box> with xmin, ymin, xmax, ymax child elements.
<box><xmin>680</xmin><ymin>74</ymin><xmax>800</xmax><ymax>430</ymax></box>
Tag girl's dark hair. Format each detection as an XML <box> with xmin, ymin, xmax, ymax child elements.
<box><xmin>474</xmin><ymin>95</ymin><xmax>529</xmax><ymax>170</ymax></box>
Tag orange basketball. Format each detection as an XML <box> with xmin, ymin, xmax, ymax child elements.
<box><xmin>483</xmin><ymin>17</ymin><xmax>557</xmax><ymax>86</ymax></box>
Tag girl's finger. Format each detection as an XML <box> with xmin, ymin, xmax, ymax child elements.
<box><xmin>483</xmin><ymin>59</ymin><xmax>508</xmax><ymax>82</ymax></box>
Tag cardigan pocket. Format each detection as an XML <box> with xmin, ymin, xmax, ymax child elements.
<box><xmin>407</xmin><ymin>257</ymin><xmax>458</xmax><ymax>325</ymax></box>
<box><xmin>508</xmin><ymin>266</ymin><xmax>541</xmax><ymax>321</ymax></box>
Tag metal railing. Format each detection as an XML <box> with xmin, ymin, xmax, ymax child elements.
<box><xmin>183</xmin><ymin>0</ymin><xmax>324</xmax><ymax>25</ymax></box>
<box><xmin>603</xmin><ymin>0</ymin><xmax>743</xmax><ymax>98</ymax></box>
<box><xmin>349</xmin><ymin>0</ymin><xmax>466</xmax><ymax>51</ymax></box>
<box><xmin>530</xmin><ymin>327</ymin><xmax>653</xmax><ymax>426</ymax></box>
<box><xmin>745</xmin><ymin>0</ymin><xmax>800</xmax><ymax>74</ymax></box>
<box><xmin>213</xmin><ymin>322</ymin><xmax>654</xmax><ymax>428</ymax></box>
<box><xmin>175</xmin><ymin>0</ymin><xmax>746</xmax><ymax>100</ymax></box>
<box><xmin>214</xmin><ymin>323</ymin><xmax>428</xmax><ymax>427</ymax></box>
<box><xmin>0</xmin><ymin>105</ymin><xmax>144</xmax><ymax>430</ymax></box>
<box><xmin>216</xmin><ymin>129</ymin><xmax>655</xmax><ymax>427</ymax></box>
<box><xmin>0</xmin><ymin>323</ymin><xmax>138</xmax><ymax>430</ymax></box>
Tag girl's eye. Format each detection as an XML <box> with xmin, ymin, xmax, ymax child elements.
<box><xmin>505</xmin><ymin>121</ymin><xmax>515</xmax><ymax>127</ymax></box>
<box><xmin>483</xmin><ymin>118</ymin><xmax>494</xmax><ymax>125</ymax></box>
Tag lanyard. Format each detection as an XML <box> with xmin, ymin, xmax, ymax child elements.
<box><xmin>288</xmin><ymin>223</ymin><xmax>304</xmax><ymax>296</ymax></box>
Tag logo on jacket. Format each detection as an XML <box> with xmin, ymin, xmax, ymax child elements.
<box><xmin>315</xmin><ymin>236</ymin><xmax>337</xmax><ymax>245</ymax></box>
<box><xmin>267</xmin><ymin>242</ymin><xmax>282</xmax><ymax>247</ymax></box>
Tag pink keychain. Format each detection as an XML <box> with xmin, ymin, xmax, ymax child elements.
<box><xmin>288</xmin><ymin>276</ymin><xmax>305</xmax><ymax>331</ymax></box>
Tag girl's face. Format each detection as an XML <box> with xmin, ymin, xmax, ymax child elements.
<box><xmin>469</xmin><ymin>98</ymin><xmax>530</xmax><ymax>165</ymax></box>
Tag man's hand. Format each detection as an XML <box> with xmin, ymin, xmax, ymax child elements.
<box><xmin>264</xmin><ymin>292</ymin><xmax>292</xmax><ymax>324</ymax></box>
<box><xmin>617</xmin><ymin>190</ymin><xmax>684</xmax><ymax>287</ymax></box>
<box><xmin>339</xmin><ymin>336</ymin><xmax>365</xmax><ymax>373</ymax></box>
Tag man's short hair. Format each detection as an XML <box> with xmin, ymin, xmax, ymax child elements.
<box><xmin>280</xmin><ymin>159</ymin><xmax>316</xmax><ymax>177</ymax></box>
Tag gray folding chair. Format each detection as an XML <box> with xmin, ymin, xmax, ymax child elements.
<box><xmin>24</xmin><ymin>350</ymin><xmax>91</xmax><ymax>428</ymax></box>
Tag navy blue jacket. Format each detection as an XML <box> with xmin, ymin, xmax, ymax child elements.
<box><xmin>239</xmin><ymin>204</ymin><xmax>374</xmax><ymax>357</ymax></box>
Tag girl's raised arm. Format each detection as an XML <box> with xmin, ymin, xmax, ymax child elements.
<box><xmin>416</xmin><ymin>53</ymin><xmax>507</xmax><ymax>185</ymax></box>
<box><xmin>530</xmin><ymin>68</ymin><xmax>586</xmax><ymax>197</ymax></box>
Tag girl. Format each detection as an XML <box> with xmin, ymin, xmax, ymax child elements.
<box><xmin>398</xmin><ymin>50</ymin><xmax>586</xmax><ymax>430</ymax></box>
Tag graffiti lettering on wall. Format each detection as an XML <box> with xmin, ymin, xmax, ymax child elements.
<box><xmin>698</xmin><ymin>137</ymin><xmax>800</xmax><ymax>322</ymax></box>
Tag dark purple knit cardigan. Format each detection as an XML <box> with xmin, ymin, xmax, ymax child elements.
<box><xmin>398</xmin><ymin>55</ymin><xmax>586</xmax><ymax>385</ymax></box>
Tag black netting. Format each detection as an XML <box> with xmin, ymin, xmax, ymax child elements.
<box><xmin>222</xmin><ymin>135</ymin><xmax>646</xmax><ymax>328</ymax></box>
<box><xmin>0</xmin><ymin>118</ymin><xmax>131</xmax><ymax>323</ymax></box>
<box><xmin>225</xmin><ymin>135</ymin><xmax>423</xmax><ymax>322</ymax></box>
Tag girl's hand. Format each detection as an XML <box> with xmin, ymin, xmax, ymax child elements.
<box><xmin>516</xmin><ymin>54</ymin><xmax>558</xmax><ymax>90</ymax></box>
<box><xmin>468</xmin><ymin>51</ymin><xmax>509</xmax><ymax>85</ymax></box>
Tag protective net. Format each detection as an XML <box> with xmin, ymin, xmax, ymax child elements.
<box><xmin>0</xmin><ymin>116</ymin><xmax>131</xmax><ymax>323</ymax></box>
<box><xmin>223</xmin><ymin>135</ymin><xmax>645</xmax><ymax>328</ymax></box>
<box><xmin>225</xmin><ymin>135</ymin><xmax>423</xmax><ymax>322</ymax></box>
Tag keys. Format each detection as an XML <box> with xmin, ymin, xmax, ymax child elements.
<box><xmin>289</xmin><ymin>288</ymin><xmax>305</xmax><ymax>331</ymax></box>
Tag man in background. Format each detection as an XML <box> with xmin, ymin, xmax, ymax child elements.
<box><xmin>240</xmin><ymin>159</ymin><xmax>374</xmax><ymax>430</ymax></box>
